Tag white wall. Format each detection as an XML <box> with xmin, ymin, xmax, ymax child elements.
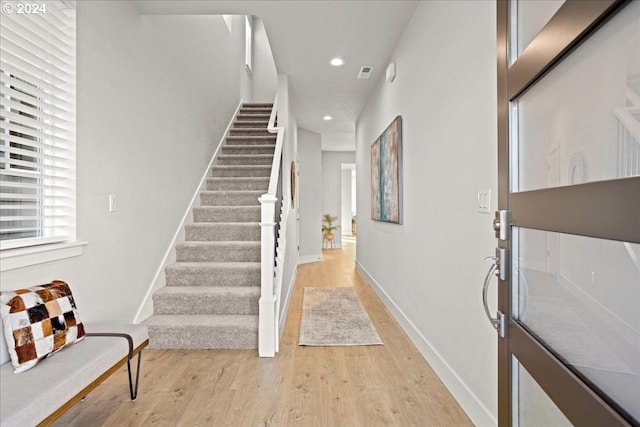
<box><xmin>298</xmin><ymin>128</ymin><xmax>323</xmax><ymax>264</ymax></box>
<box><xmin>355</xmin><ymin>2</ymin><xmax>497</xmax><ymax>425</ymax></box>
<box><xmin>321</xmin><ymin>151</ymin><xmax>355</xmax><ymax>249</ymax></box>
<box><xmin>251</xmin><ymin>18</ymin><xmax>278</xmax><ymax>103</ymax></box>
<box><xmin>321</xmin><ymin>131</ymin><xmax>356</xmax><ymax>151</ymax></box>
<box><xmin>0</xmin><ymin>2</ymin><xmax>245</xmax><ymax>325</ymax></box>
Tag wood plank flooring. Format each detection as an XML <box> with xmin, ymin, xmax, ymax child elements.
<box><xmin>54</xmin><ymin>241</ymin><xmax>472</xmax><ymax>426</ymax></box>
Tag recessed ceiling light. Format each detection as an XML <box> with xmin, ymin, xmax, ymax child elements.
<box><xmin>330</xmin><ymin>58</ymin><xmax>344</xmax><ymax>67</ymax></box>
<box><xmin>323</xmin><ymin>115</ymin><xmax>333</xmax><ymax>121</ymax></box>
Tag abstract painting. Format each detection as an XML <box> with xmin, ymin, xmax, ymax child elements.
<box><xmin>371</xmin><ymin>116</ymin><xmax>402</xmax><ymax>224</ymax></box>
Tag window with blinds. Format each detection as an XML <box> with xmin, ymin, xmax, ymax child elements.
<box><xmin>0</xmin><ymin>1</ymin><xmax>76</xmax><ymax>250</ymax></box>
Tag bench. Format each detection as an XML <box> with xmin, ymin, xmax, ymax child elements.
<box><xmin>0</xmin><ymin>323</ymin><xmax>149</xmax><ymax>426</ymax></box>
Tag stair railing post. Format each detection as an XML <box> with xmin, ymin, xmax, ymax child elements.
<box><xmin>258</xmin><ymin>194</ymin><xmax>277</xmax><ymax>357</ymax></box>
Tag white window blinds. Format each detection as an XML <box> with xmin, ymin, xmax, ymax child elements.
<box><xmin>0</xmin><ymin>0</ymin><xmax>76</xmax><ymax>250</ymax></box>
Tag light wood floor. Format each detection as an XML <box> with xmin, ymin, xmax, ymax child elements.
<box><xmin>55</xmin><ymin>242</ymin><xmax>472</xmax><ymax>426</ymax></box>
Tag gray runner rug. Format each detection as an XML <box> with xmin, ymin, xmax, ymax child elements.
<box><xmin>299</xmin><ymin>287</ymin><xmax>383</xmax><ymax>346</ymax></box>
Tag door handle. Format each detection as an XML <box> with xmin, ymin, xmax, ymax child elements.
<box><xmin>482</xmin><ymin>256</ymin><xmax>506</xmax><ymax>338</ymax></box>
<box><xmin>482</xmin><ymin>257</ymin><xmax>499</xmax><ymax>329</ymax></box>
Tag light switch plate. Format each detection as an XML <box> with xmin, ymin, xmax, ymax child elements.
<box><xmin>109</xmin><ymin>194</ymin><xmax>117</xmax><ymax>212</ymax></box>
<box><xmin>477</xmin><ymin>189</ymin><xmax>491</xmax><ymax>213</ymax></box>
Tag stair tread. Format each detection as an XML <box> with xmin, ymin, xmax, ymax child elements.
<box><xmin>224</xmin><ymin>140</ymin><xmax>275</xmax><ymax>145</ymax></box>
<box><xmin>215</xmin><ymin>164</ymin><xmax>271</xmax><ymax>167</ymax></box>
<box><xmin>227</xmin><ymin>135</ymin><xmax>278</xmax><ymax>141</ymax></box>
<box><xmin>193</xmin><ymin>205</ymin><xmax>262</xmax><ymax>211</ymax></box>
<box><xmin>207</xmin><ymin>177</ymin><xmax>269</xmax><ymax>180</ymax></box>
<box><xmin>193</xmin><ymin>205</ymin><xmax>260</xmax><ymax>210</ymax></box>
<box><xmin>186</xmin><ymin>221</ymin><xmax>260</xmax><ymax>225</ymax></box>
<box><xmin>156</xmin><ymin>286</ymin><xmax>260</xmax><ymax>295</ymax></box>
<box><xmin>167</xmin><ymin>261</ymin><xmax>260</xmax><ymax>268</ymax></box>
<box><xmin>218</xmin><ymin>154</ymin><xmax>273</xmax><ymax>158</ymax></box>
<box><xmin>177</xmin><ymin>241</ymin><xmax>260</xmax><ymax>246</ymax></box>
<box><xmin>222</xmin><ymin>144</ymin><xmax>275</xmax><ymax>148</ymax></box>
<box><xmin>145</xmin><ymin>314</ymin><xmax>258</xmax><ymax>327</ymax></box>
<box><xmin>226</xmin><ymin>136</ymin><xmax>275</xmax><ymax>139</ymax></box>
<box><xmin>200</xmin><ymin>190</ymin><xmax>263</xmax><ymax>194</ymax></box>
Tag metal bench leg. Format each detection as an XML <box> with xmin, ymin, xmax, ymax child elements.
<box><xmin>126</xmin><ymin>350</ymin><xmax>142</xmax><ymax>400</ymax></box>
<box><xmin>86</xmin><ymin>332</ymin><xmax>143</xmax><ymax>401</ymax></box>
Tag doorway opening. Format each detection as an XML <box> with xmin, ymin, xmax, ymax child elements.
<box><xmin>341</xmin><ymin>163</ymin><xmax>357</xmax><ymax>244</ymax></box>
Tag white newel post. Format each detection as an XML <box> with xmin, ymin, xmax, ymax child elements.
<box><xmin>258</xmin><ymin>194</ymin><xmax>277</xmax><ymax>357</ymax></box>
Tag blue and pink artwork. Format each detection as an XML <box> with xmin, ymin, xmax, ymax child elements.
<box><xmin>371</xmin><ymin>116</ymin><xmax>402</xmax><ymax>224</ymax></box>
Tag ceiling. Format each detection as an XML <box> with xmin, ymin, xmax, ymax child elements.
<box><xmin>134</xmin><ymin>1</ymin><xmax>418</xmax><ymax>146</ymax></box>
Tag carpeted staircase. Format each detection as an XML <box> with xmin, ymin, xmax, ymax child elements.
<box><xmin>144</xmin><ymin>103</ymin><xmax>274</xmax><ymax>349</ymax></box>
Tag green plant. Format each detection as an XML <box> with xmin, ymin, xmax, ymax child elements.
<box><xmin>322</xmin><ymin>214</ymin><xmax>340</xmax><ymax>238</ymax></box>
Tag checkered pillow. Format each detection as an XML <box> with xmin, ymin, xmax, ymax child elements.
<box><xmin>0</xmin><ymin>280</ymin><xmax>86</xmax><ymax>373</ymax></box>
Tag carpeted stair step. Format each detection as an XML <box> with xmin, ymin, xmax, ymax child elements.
<box><xmin>242</xmin><ymin>104</ymin><xmax>272</xmax><ymax>109</ymax></box>
<box><xmin>176</xmin><ymin>241</ymin><xmax>260</xmax><ymax>262</ymax></box>
<box><xmin>225</xmin><ymin>135</ymin><xmax>276</xmax><ymax>145</ymax></box>
<box><xmin>193</xmin><ymin>206</ymin><xmax>260</xmax><ymax>222</ymax></box>
<box><xmin>229</xmin><ymin>128</ymin><xmax>272</xmax><ymax>136</ymax></box>
<box><xmin>217</xmin><ymin>154</ymin><xmax>273</xmax><ymax>166</ymax></box>
<box><xmin>206</xmin><ymin>177</ymin><xmax>269</xmax><ymax>191</ymax></box>
<box><xmin>233</xmin><ymin>120</ymin><xmax>269</xmax><ymax>128</ymax></box>
<box><xmin>165</xmin><ymin>262</ymin><xmax>260</xmax><ymax>287</ymax></box>
<box><xmin>242</xmin><ymin>102</ymin><xmax>272</xmax><ymax>108</ymax></box>
<box><xmin>185</xmin><ymin>222</ymin><xmax>260</xmax><ymax>241</ymax></box>
<box><xmin>199</xmin><ymin>190</ymin><xmax>262</xmax><ymax>206</ymax></box>
<box><xmin>237</xmin><ymin>113</ymin><xmax>270</xmax><ymax>121</ymax></box>
<box><xmin>221</xmin><ymin>145</ymin><xmax>276</xmax><ymax>155</ymax></box>
<box><xmin>144</xmin><ymin>314</ymin><xmax>258</xmax><ymax>349</ymax></box>
<box><xmin>212</xmin><ymin>165</ymin><xmax>271</xmax><ymax>177</ymax></box>
<box><xmin>236</xmin><ymin>113</ymin><xmax>271</xmax><ymax>119</ymax></box>
<box><xmin>153</xmin><ymin>286</ymin><xmax>260</xmax><ymax>315</ymax></box>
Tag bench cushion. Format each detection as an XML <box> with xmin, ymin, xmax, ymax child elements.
<box><xmin>0</xmin><ymin>281</ymin><xmax>86</xmax><ymax>373</ymax></box>
<box><xmin>0</xmin><ymin>323</ymin><xmax>148</xmax><ymax>426</ymax></box>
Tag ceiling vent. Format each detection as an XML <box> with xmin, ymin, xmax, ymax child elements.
<box><xmin>357</xmin><ymin>66</ymin><xmax>373</xmax><ymax>79</ymax></box>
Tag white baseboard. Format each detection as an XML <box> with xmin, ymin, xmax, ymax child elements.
<box><xmin>299</xmin><ymin>254</ymin><xmax>322</xmax><ymax>264</ymax></box>
<box><xmin>355</xmin><ymin>260</ymin><xmax>496</xmax><ymax>427</ymax></box>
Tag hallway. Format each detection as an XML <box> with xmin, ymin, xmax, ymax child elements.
<box><xmin>55</xmin><ymin>242</ymin><xmax>472</xmax><ymax>426</ymax></box>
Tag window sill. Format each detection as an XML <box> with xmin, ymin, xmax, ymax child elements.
<box><xmin>0</xmin><ymin>241</ymin><xmax>88</xmax><ymax>272</ymax></box>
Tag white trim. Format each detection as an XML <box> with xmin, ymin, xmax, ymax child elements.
<box><xmin>355</xmin><ymin>259</ymin><xmax>497</xmax><ymax>427</ymax></box>
<box><xmin>244</xmin><ymin>15</ymin><xmax>253</xmax><ymax>77</ymax></box>
<box><xmin>299</xmin><ymin>254</ymin><xmax>323</xmax><ymax>264</ymax></box>
<box><xmin>132</xmin><ymin>100</ymin><xmax>244</xmax><ymax>324</ymax></box>
<box><xmin>278</xmin><ymin>266</ymin><xmax>296</xmax><ymax>342</ymax></box>
<box><xmin>258</xmin><ymin>294</ymin><xmax>276</xmax><ymax>357</ymax></box>
<box><xmin>626</xmin><ymin>86</ymin><xmax>640</xmax><ymax>107</ymax></box>
<box><xmin>267</xmin><ymin>95</ymin><xmax>278</xmax><ymax>133</ymax></box>
<box><xmin>614</xmin><ymin>107</ymin><xmax>640</xmax><ymax>137</ymax></box>
<box><xmin>0</xmin><ymin>240</ymin><xmax>87</xmax><ymax>272</ymax></box>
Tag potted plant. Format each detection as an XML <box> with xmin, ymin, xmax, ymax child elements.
<box><xmin>322</xmin><ymin>214</ymin><xmax>340</xmax><ymax>249</ymax></box>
